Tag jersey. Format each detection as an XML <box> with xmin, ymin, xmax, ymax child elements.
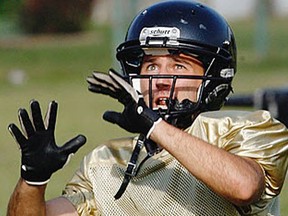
<box><xmin>62</xmin><ymin>110</ymin><xmax>288</xmax><ymax>215</ymax></box>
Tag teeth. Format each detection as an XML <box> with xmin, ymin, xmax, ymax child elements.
<box><xmin>159</xmin><ymin>98</ymin><xmax>167</xmax><ymax>105</ymax></box>
<box><xmin>156</xmin><ymin>97</ymin><xmax>168</xmax><ymax>109</ymax></box>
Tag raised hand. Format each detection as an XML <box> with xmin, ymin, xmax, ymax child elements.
<box><xmin>8</xmin><ymin>100</ymin><xmax>86</xmax><ymax>185</ymax></box>
<box><xmin>87</xmin><ymin>69</ymin><xmax>162</xmax><ymax>138</ymax></box>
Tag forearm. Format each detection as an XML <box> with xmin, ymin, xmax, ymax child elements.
<box><xmin>150</xmin><ymin>121</ymin><xmax>265</xmax><ymax>206</ymax></box>
<box><xmin>7</xmin><ymin>178</ymin><xmax>46</xmax><ymax>216</ymax></box>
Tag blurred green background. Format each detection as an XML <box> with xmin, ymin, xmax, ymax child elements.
<box><xmin>1</xmin><ymin>0</ymin><xmax>288</xmax><ymax>215</ymax></box>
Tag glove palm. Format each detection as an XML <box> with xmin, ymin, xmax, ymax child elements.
<box><xmin>8</xmin><ymin>100</ymin><xmax>86</xmax><ymax>185</ymax></box>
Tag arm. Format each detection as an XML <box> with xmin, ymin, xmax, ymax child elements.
<box><xmin>46</xmin><ymin>198</ymin><xmax>78</xmax><ymax>216</ymax></box>
<box><xmin>7</xmin><ymin>100</ymin><xmax>86</xmax><ymax>216</ymax></box>
<box><xmin>7</xmin><ymin>179</ymin><xmax>46</xmax><ymax>215</ymax></box>
<box><xmin>87</xmin><ymin>70</ymin><xmax>265</xmax><ymax>206</ymax></box>
<box><xmin>150</xmin><ymin>120</ymin><xmax>265</xmax><ymax>206</ymax></box>
<box><xmin>7</xmin><ymin>179</ymin><xmax>77</xmax><ymax>216</ymax></box>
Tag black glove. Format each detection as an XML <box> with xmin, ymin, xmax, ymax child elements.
<box><xmin>8</xmin><ymin>100</ymin><xmax>86</xmax><ymax>185</ymax></box>
<box><xmin>87</xmin><ymin>69</ymin><xmax>162</xmax><ymax>138</ymax></box>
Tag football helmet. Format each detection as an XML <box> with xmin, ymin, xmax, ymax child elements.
<box><xmin>116</xmin><ymin>0</ymin><xmax>237</xmax><ymax>129</ymax></box>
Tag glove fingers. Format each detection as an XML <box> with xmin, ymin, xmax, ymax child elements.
<box><xmin>87</xmin><ymin>72</ymin><xmax>122</xmax><ymax>99</ymax></box>
<box><xmin>60</xmin><ymin>135</ymin><xmax>86</xmax><ymax>155</ymax></box>
<box><xmin>103</xmin><ymin>111</ymin><xmax>128</xmax><ymax>127</ymax></box>
<box><xmin>46</xmin><ymin>101</ymin><xmax>58</xmax><ymax>132</ymax></box>
<box><xmin>87</xmin><ymin>80</ymin><xmax>119</xmax><ymax>99</ymax></box>
<box><xmin>104</xmin><ymin>111</ymin><xmax>138</xmax><ymax>133</ymax></box>
<box><xmin>88</xmin><ymin>77</ymin><xmax>132</xmax><ymax>106</ymax></box>
<box><xmin>109</xmin><ymin>69</ymin><xmax>140</xmax><ymax>103</ymax></box>
<box><xmin>30</xmin><ymin>100</ymin><xmax>45</xmax><ymax>131</ymax></box>
<box><xmin>87</xmin><ymin>71</ymin><xmax>119</xmax><ymax>92</ymax></box>
<box><xmin>18</xmin><ymin>108</ymin><xmax>35</xmax><ymax>137</ymax></box>
<box><xmin>92</xmin><ymin>71</ymin><xmax>120</xmax><ymax>90</ymax></box>
<box><xmin>8</xmin><ymin>123</ymin><xmax>27</xmax><ymax>148</ymax></box>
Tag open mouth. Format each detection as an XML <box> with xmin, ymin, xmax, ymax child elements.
<box><xmin>155</xmin><ymin>97</ymin><xmax>169</xmax><ymax>109</ymax></box>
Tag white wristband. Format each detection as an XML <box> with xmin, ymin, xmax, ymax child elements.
<box><xmin>146</xmin><ymin>118</ymin><xmax>162</xmax><ymax>139</ymax></box>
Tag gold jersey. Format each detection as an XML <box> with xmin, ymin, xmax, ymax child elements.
<box><xmin>62</xmin><ymin>110</ymin><xmax>288</xmax><ymax>215</ymax></box>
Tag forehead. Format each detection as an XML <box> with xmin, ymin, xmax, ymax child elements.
<box><xmin>142</xmin><ymin>53</ymin><xmax>203</xmax><ymax>66</ymax></box>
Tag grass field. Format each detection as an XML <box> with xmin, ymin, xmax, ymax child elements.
<box><xmin>1</xmin><ymin>18</ymin><xmax>288</xmax><ymax>214</ymax></box>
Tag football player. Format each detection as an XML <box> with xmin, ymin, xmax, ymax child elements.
<box><xmin>7</xmin><ymin>1</ymin><xmax>288</xmax><ymax>215</ymax></box>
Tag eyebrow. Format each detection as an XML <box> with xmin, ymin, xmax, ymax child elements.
<box><xmin>173</xmin><ymin>57</ymin><xmax>191</xmax><ymax>65</ymax></box>
<box><xmin>142</xmin><ymin>55</ymin><xmax>203</xmax><ymax>66</ymax></box>
<box><xmin>142</xmin><ymin>56</ymin><xmax>158</xmax><ymax>63</ymax></box>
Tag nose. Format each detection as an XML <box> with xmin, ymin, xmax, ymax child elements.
<box><xmin>155</xmin><ymin>77</ymin><xmax>172</xmax><ymax>90</ymax></box>
<box><xmin>155</xmin><ymin>67</ymin><xmax>173</xmax><ymax>90</ymax></box>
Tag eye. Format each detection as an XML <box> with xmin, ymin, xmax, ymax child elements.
<box><xmin>175</xmin><ymin>64</ymin><xmax>187</xmax><ymax>71</ymax></box>
<box><xmin>147</xmin><ymin>64</ymin><xmax>158</xmax><ymax>71</ymax></box>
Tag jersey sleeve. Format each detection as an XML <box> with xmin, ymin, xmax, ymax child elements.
<box><xmin>187</xmin><ymin>110</ymin><xmax>288</xmax><ymax>199</ymax></box>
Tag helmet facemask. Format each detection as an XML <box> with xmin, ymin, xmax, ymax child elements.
<box><xmin>125</xmin><ymin>54</ymin><xmax>234</xmax><ymax>129</ymax></box>
<box><xmin>127</xmin><ymin>71</ymin><xmax>204</xmax><ymax>129</ymax></box>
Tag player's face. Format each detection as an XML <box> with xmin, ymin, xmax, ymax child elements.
<box><xmin>140</xmin><ymin>54</ymin><xmax>204</xmax><ymax>109</ymax></box>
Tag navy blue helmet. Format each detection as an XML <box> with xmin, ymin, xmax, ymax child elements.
<box><xmin>116</xmin><ymin>0</ymin><xmax>237</xmax><ymax>128</ymax></box>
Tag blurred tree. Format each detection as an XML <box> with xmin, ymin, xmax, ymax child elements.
<box><xmin>0</xmin><ymin>0</ymin><xmax>23</xmax><ymax>19</ymax></box>
<box><xmin>19</xmin><ymin>0</ymin><xmax>95</xmax><ymax>34</ymax></box>
<box><xmin>0</xmin><ymin>0</ymin><xmax>24</xmax><ymax>36</ymax></box>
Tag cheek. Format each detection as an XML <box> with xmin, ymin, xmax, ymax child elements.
<box><xmin>140</xmin><ymin>79</ymin><xmax>148</xmax><ymax>93</ymax></box>
<box><xmin>140</xmin><ymin>79</ymin><xmax>150</xmax><ymax>103</ymax></box>
<box><xmin>140</xmin><ymin>79</ymin><xmax>149</xmax><ymax>105</ymax></box>
<box><xmin>193</xmin><ymin>79</ymin><xmax>203</xmax><ymax>89</ymax></box>
<box><xmin>175</xmin><ymin>79</ymin><xmax>203</xmax><ymax>101</ymax></box>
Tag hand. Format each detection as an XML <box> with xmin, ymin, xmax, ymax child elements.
<box><xmin>8</xmin><ymin>100</ymin><xmax>86</xmax><ymax>185</ymax></box>
<box><xmin>87</xmin><ymin>69</ymin><xmax>162</xmax><ymax>138</ymax></box>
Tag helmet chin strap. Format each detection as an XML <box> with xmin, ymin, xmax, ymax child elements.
<box><xmin>155</xmin><ymin>98</ymin><xmax>201</xmax><ymax>129</ymax></box>
<box><xmin>162</xmin><ymin>74</ymin><xmax>205</xmax><ymax>129</ymax></box>
<box><xmin>114</xmin><ymin>134</ymin><xmax>162</xmax><ymax>200</ymax></box>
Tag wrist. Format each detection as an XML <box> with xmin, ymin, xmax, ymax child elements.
<box><xmin>19</xmin><ymin>177</ymin><xmax>47</xmax><ymax>192</ymax></box>
<box><xmin>146</xmin><ymin>118</ymin><xmax>162</xmax><ymax>139</ymax></box>
<box><xmin>149</xmin><ymin>119</ymin><xmax>177</xmax><ymax>145</ymax></box>
<box><xmin>7</xmin><ymin>178</ymin><xmax>47</xmax><ymax>215</ymax></box>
